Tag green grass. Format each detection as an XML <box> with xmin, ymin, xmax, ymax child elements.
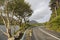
<box><xmin>46</xmin><ymin>16</ymin><xmax>60</xmax><ymax>32</ymax></box>
<box><xmin>57</xmin><ymin>7</ymin><xmax>60</xmax><ymax>15</ymax></box>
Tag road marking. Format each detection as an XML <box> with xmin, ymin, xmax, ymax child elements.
<box><xmin>21</xmin><ymin>29</ymin><xmax>28</xmax><ymax>40</ymax></box>
<box><xmin>39</xmin><ymin>28</ymin><xmax>60</xmax><ymax>40</ymax></box>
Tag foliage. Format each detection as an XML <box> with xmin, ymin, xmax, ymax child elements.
<box><xmin>47</xmin><ymin>16</ymin><xmax>60</xmax><ymax>32</ymax></box>
<box><xmin>6</xmin><ymin>0</ymin><xmax>32</xmax><ymax>18</ymax></box>
<box><xmin>57</xmin><ymin>7</ymin><xmax>60</xmax><ymax>15</ymax></box>
<box><xmin>45</xmin><ymin>0</ymin><xmax>60</xmax><ymax>32</ymax></box>
<box><xmin>0</xmin><ymin>0</ymin><xmax>33</xmax><ymax>40</ymax></box>
<box><xmin>0</xmin><ymin>0</ymin><xmax>5</xmax><ymax>6</ymax></box>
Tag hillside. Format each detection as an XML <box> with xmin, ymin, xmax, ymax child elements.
<box><xmin>45</xmin><ymin>0</ymin><xmax>60</xmax><ymax>32</ymax></box>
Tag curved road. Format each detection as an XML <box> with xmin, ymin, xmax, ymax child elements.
<box><xmin>22</xmin><ymin>26</ymin><xmax>60</xmax><ymax>40</ymax></box>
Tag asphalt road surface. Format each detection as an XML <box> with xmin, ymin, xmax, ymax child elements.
<box><xmin>1</xmin><ymin>25</ymin><xmax>60</xmax><ymax>40</ymax></box>
<box><xmin>22</xmin><ymin>26</ymin><xmax>60</xmax><ymax>40</ymax></box>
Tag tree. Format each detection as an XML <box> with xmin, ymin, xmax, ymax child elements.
<box><xmin>6</xmin><ymin>0</ymin><xmax>32</xmax><ymax>30</ymax></box>
<box><xmin>0</xmin><ymin>0</ymin><xmax>33</xmax><ymax>40</ymax></box>
<box><xmin>50</xmin><ymin>0</ymin><xmax>57</xmax><ymax>17</ymax></box>
<box><xmin>45</xmin><ymin>0</ymin><xmax>60</xmax><ymax>32</ymax></box>
<box><xmin>0</xmin><ymin>0</ymin><xmax>5</xmax><ymax>6</ymax></box>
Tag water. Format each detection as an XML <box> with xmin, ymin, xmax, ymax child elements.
<box><xmin>0</xmin><ymin>25</ymin><xmax>20</xmax><ymax>40</ymax></box>
<box><xmin>0</xmin><ymin>25</ymin><xmax>7</xmax><ymax>40</ymax></box>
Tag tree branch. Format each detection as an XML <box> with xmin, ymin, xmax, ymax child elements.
<box><xmin>0</xmin><ymin>29</ymin><xmax>9</xmax><ymax>36</ymax></box>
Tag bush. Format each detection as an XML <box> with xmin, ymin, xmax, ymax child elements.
<box><xmin>57</xmin><ymin>7</ymin><xmax>60</xmax><ymax>15</ymax></box>
<box><xmin>48</xmin><ymin>16</ymin><xmax>60</xmax><ymax>32</ymax></box>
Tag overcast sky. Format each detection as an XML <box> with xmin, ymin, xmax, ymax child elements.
<box><xmin>25</xmin><ymin>0</ymin><xmax>52</xmax><ymax>23</ymax></box>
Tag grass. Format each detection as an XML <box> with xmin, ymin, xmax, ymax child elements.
<box><xmin>46</xmin><ymin>16</ymin><xmax>60</xmax><ymax>32</ymax></box>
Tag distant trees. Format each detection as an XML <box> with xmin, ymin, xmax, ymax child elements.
<box><xmin>0</xmin><ymin>0</ymin><xmax>33</xmax><ymax>40</ymax></box>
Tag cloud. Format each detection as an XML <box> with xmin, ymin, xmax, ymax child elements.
<box><xmin>25</xmin><ymin>0</ymin><xmax>52</xmax><ymax>23</ymax></box>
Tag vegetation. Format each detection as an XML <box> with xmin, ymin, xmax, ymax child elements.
<box><xmin>0</xmin><ymin>0</ymin><xmax>33</xmax><ymax>40</ymax></box>
<box><xmin>45</xmin><ymin>0</ymin><xmax>60</xmax><ymax>32</ymax></box>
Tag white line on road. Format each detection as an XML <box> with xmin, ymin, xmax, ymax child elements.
<box><xmin>21</xmin><ymin>29</ymin><xmax>28</xmax><ymax>40</ymax></box>
<box><xmin>39</xmin><ymin>28</ymin><xmax>60</xmax><ymax>40</ymax></box>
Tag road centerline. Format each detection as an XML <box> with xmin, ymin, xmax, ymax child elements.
<box><xmin>39</xmin><ymin>28</ymin><xmax>60</xmax><ymax>40</ymax></box>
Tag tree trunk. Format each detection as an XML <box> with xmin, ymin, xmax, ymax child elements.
<box><xmin>6</xmin><ymin>13</ymin><xmax>13</xmax><ymax>40</ymax></box>
<box><xmin>54</xmin><ymin>7</ymin><xmax>57</xmax><ymax>17</ymax></box>
<box><xmin>24</xmin><ymin>18</ymin><xmax>26</xmax><ymax>27</ymax></box>
<box><xmin>8</xmin><ymin>37</ymin><xmax>14</xmax><ymax>40</ymax></box>
<box><xmin>0</xmin><ymin>12</ymin><xmax>14</xmax><ymax>40</ymax></box>
<box><xmin>56</xmin><ymin>0</ymin><xmax>59</xmax><ymax>8</ymax></box>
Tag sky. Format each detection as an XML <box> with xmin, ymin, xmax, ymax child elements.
<box><xmin>25</xmin><ymin>0</ymin><xmax>52</xmax><ymax>23</ymax></box>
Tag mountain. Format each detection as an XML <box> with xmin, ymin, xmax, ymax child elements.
<box><xmin>29</xmin><ymin>20</ymin><xmax>38</xmax><ymax>24</ymax></box>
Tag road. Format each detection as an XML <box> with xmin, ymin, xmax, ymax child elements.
<box><xmin>1</xmin><ymin>25</ymin><xmax>60</xmax><ymax>40</ymax></box>
<box><xmin>22</xmin><ymin>26</ymin><xmax>60</xmax><ymax>40</ymax></box>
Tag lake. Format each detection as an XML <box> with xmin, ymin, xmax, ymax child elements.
<box><xmin>0</xmin><ymin>25</ymin><xmax>19</xmax><ymax>40</ymax></box>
